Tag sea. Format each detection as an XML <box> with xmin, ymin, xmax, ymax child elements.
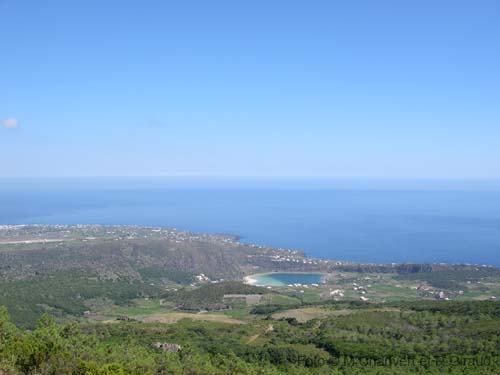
<box><xmin>1</xmin><ymin>177</ymin><xmax>500</xmax><ymax>267</ymax></box>
<box><xmin>245</xmin><ymin>273</ymin><xmax>326</xmax><ymax>287</ymax></box>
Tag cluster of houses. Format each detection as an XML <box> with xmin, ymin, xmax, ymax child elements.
<box><xmin>194</xmin><ymin>273</ymin><xmax>210</xmax><ymax>282</ymax></box>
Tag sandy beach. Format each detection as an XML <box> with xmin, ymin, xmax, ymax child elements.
<box><xmin>243</xmin><ymin>275</ymin><xmax>258</xmax><ymax>285</ymax></box>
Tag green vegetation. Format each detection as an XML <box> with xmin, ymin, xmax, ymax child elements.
<box><xmin>2</xmin><ymin>300</ymin><xmax>500</xmax><ymax>374</ymax></box>
<box><xmin>138</xmin><ymin>266</ymin><xmax>196</xmax><ymax>285</ymax></box>
<box><xmin>2</xmin><ymin>225</ymin><xmax>500</xmax><ymax>373</ymax></box>
<box><xmin>0</xmin><ymin>271</ymin><xmax>160</xmax><ymax>328</ymax></box>
<box><xmin>394</xmin><ymin>269</ymin><xmax>500</xmax><ymax>290</ymax></box>
<box><xmin>163</xmin><ymin>282</ymin><xmax>268</xmax><ymax>311</ymax></box>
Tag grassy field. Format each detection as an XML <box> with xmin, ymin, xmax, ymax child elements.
<box><xmin>364</xmin><ymin>284</ymin><xmax>422</xmax><ymax>301</ymax></box>
<box><xmin>96</xmin><ymin>298</ymin><xmax>169</xmax><ymax>317</ymax></box>
<box><xmin>139</xmin><ymin>312</ymin><xmax>247</xmax><ymax>324</ymax></box>
<box><xmin>79</xmin><ymin>271</ymin><xmax>498</xmax><ymax>327</ymax></box>
<box><xmin>272</xmin><ymin>307</ymin><xmax>353</xmax><ymax>322</ymax></box>
<box><xmin>260</xmin><ymin>293</ymin><xmax>301</xmax><ymax>306</ymax></box>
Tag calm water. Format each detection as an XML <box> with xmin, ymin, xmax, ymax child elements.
<box><xmin>248</xmin><ymin>273</ymin><xmax>325</xmax><ymax>286</ymax></box>
<box><xmin>1</xmin><ymin>178</ymin><xmax>500</xmax><ymax>266</ymax></box>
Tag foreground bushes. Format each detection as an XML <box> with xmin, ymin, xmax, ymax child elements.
<box><xmin>1</xmin><ymin>301</ymin><xmax>500</xmax><ymax>374</ymax></box>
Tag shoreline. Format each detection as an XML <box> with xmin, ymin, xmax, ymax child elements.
<box><xmin>243</xmin><ymin>272</ymin><xmax>327</xmax><ymax>286</ymax></box>
<box><xmin>1</xmin><ymin>223</ymin><xmax>499</xmax><ymax>269</ymax></box>
<box><xmin>243</xmin><ymin>275</ymin><xmax>258</xmax><ymax>285</ymax></box>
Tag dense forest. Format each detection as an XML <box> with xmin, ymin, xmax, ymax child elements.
<box><xmin>1</xmin><ymin>300</ymin><xmax>500</xmax><ymax>374</ymax></box>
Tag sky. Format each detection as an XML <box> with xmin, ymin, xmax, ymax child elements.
<box><xmin>1</xmin><ymin>0</ymin><xmax>499</xmax><ymax>178</ymax></box>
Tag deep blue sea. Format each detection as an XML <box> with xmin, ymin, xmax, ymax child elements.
<box><xmin>1</xmin><ymin>178</ymin><xmax>500</xmax><ymax>266</ymax></box>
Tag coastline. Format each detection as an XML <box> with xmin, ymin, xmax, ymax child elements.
<box><xmin>2</xmin><ymin>224</ymin><xmax>499</xmax><ymax>270</ymax></box>
<box><xmin>243</xmin><ymin>275</ymin><xmax>258</xmax><ymax>285</ymax></box>
<box><xmin>243</xmin><ymin>271</ymin><xmax>327</xmax><ymax>286</ymax></box>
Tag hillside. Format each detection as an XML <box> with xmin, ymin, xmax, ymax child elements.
<box><xmin>1</xmin><ymin>300</ymin><xmax>500</xmax><ymax>374</ymax></box>
<box><xmin>0</xmin><ymin>225</ymin><xmax>499</xmax><ymax>328</ymax></box>
<box><xmin>1</xmin><ymin>225</ymin><xmax>500</xmax><ymax>374</ymax></box>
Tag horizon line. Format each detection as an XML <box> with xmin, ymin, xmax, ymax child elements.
<box><xmin>2</xmin><ymin>175</ymin><xmax>500</xmax><ymax>181</ymax></box>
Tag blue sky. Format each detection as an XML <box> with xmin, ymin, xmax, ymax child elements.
<box><xmin>1</xmin><ymin>0</ymin><xmax>499</xmax><ymax>178</ymax></box>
